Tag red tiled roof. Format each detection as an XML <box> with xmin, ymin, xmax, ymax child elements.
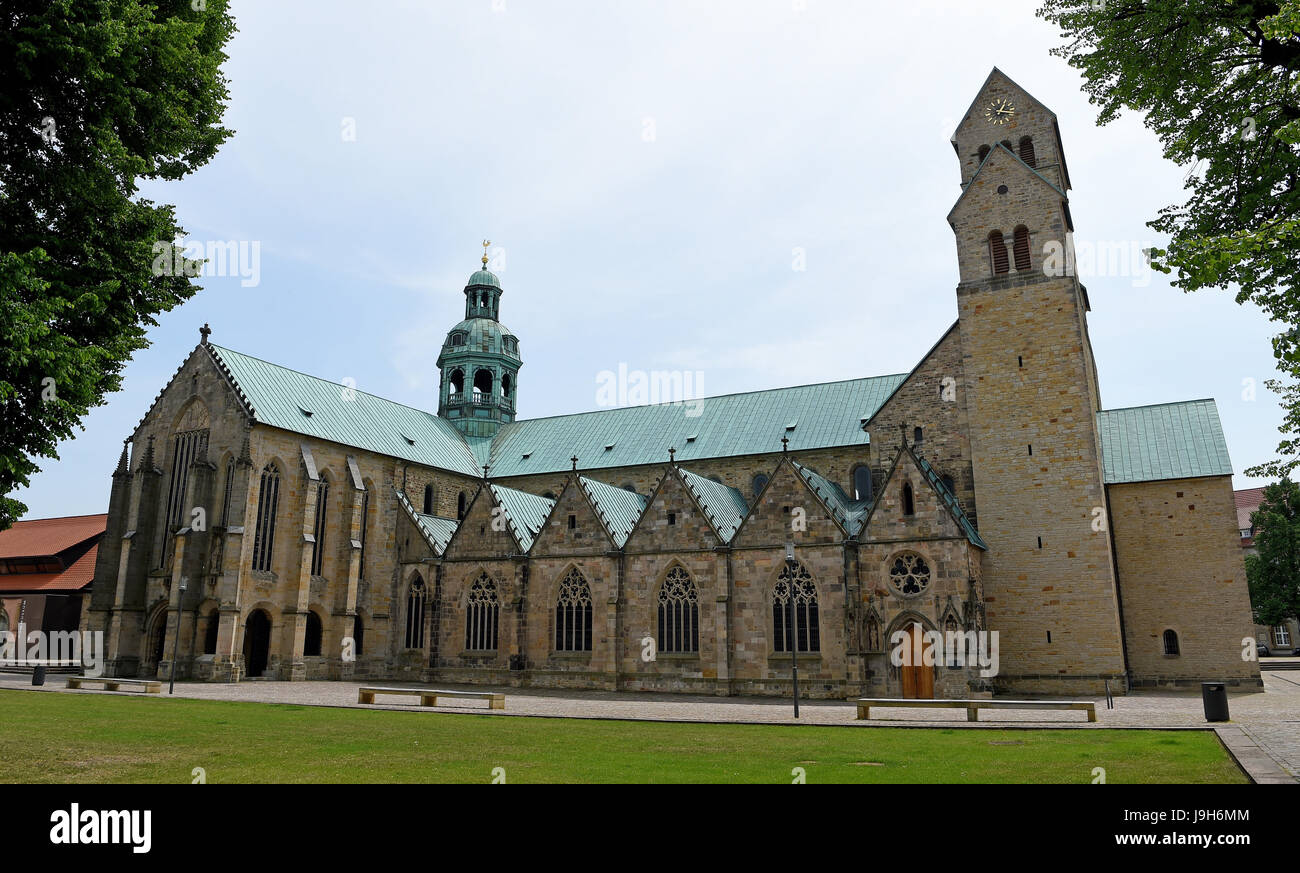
<box><xmin>0</xmin><ymin>514</ymin><xmax>106</xmax><ymax>559</ymax></box>
<box><xmin>1236</xmin><ymin>487</ymin><xmax>1267</xmax><ymax>532</ymax></box>
<box><xmin>0</xmin><ymin>543</ymin><xmax>98</xmax><ymax>593</ymax></box>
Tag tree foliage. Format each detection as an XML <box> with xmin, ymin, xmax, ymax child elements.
<box><xmin>1038</xmin><ymin>0</ymin><xmax>1300</xmax><ymax>477</ymax></box>
<box><xmin>1246</xmin><ymin>479</ymin><xmax>1300</xmax><ymax>627</ymax></box>
<box><xmin>0</xmin><ymin>0</ymin><xmax>235</xmax><ymax>529</ymax></box>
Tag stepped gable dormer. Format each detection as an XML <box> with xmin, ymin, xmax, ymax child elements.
<box><xmin>437</xmin><ymin>245</ymin><xmax>523</xmax><ymax>439</ymax></box>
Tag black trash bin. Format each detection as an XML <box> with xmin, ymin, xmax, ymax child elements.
<box><xmin>1202</xmin><ymin>681</ymin><xmax>1229</xmax><ymax>722</ymax></box>
<box><xmin>31</xmin><ymin>665</ymin><xmax>46</xmax><ymax>686</ymax></box>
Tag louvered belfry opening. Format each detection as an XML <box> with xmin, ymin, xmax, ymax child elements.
<box><xmin>989</xmin><ymin>230</ymin><xmax>1010</xmax><ymax>275</ymax></box>
<box><xmin>1013</xmin><ymin>225</ymin><xmax>1032</xmax><ymax>272</ymax></box>
<box><xmin>1019</xmin><ymin>136</ymin><xmax>1036</xmax><ymax>167</ymax></box>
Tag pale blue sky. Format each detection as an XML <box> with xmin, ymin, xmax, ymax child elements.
<box><xmin>18</xmin><ymin>0</ymin><xmax>1280</xmax><ymax>519</ymax></box>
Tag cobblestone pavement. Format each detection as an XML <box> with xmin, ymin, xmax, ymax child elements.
<box><xmin>5</xmin><ymin>670</ymin><xmax>1298</xmax><ymax>779</ymax></box>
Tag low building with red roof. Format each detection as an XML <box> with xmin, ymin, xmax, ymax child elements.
<box><xmin>0</xmin><ymin>513</ymin><xmax>106</xmax><ymax>637</ymax></box>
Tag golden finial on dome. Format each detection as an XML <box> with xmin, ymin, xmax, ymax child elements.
<box><xmin>481</xmin><ymin>239</ymin><xmax>491</xmax><ymax>269</ymax></box>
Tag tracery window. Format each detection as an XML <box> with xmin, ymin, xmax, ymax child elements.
<box><xmin>310</xmin><ymin>477</ymin><xmax>329</xmax><ymax>577</ymax></box>
<box><xmin>466</xmin><ymin>575</ymin><xmax>500</xmax><ymax>651</ymax></box>
<box><xmin>404</xmin><ymin>575</ymin><xmax>426</xmax><ymax>650</ymax></box>
<box><xmin>251</xmin><ymin>464</ymin><xmax>280</xmax><ymax>572</ymax></box>
<box><xmin>889</xmin><ymin>552</ymin><xmax>931</xmax><ymax>597</ymax></box>
<box><xmin>554</xmin><ymin>568</ymin><xmax>593</xmax><ymax>652</ymax></box>
<box><xmin>657</xmin><ymin>566</ymin><xmax>699</xmax><ymax>654</ymax></box>
<box><xmin>773</xmin><ymin>562</ymin><xmax>819</xmax><ymax>653</ymax></box>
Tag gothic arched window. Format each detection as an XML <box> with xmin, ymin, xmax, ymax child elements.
<box><xmin>404</xmin><ymin>575</ymin><xmax>426</xmax><ymax>650</ymax></box>
<box><xmin>1163</xmin><ymin>629</ymin><xmax>1180</xmax><ymax>656</ymax></box>
<box><xmin>358</xmin><ymin>491</ymin><xmax>370</xmax><ymax>581</ymax></box>
<box><xmin>852</xmin><ymin>465</ymin><xmax>873</xmax><ymax>502</ymax></box>
<box><xmin>457</xmin><ymin>491</ymin><xmax>467</xmax><ymax>520</ymax></box>
<box><xmin>657</xmin><ymin>566</ymin><xmax>699</xmax><ymax>654</ymax></box>
<box><xmin>774</xmin><ymin>562</ymin><xmax>819</xmax><ymax>653</ymax></box>
<box><xmin>1019</xmin><ymin>136</ymin><xmax>1036</xmax><ymax>167</ymax></box>
<box><xmin>423</xmin><ymin>484</ymin><xmax>434</xmax><ymax>515</ymax></box>
<box><xmin>752</xmin><ymin>474</ymin><xmax>769</xmax><ymax>500</ymax></box>
<box><xmin>989</xmin><ymin>230</ymin><xmax>1010</xmax><ymax>275</ymax></box>
<box><xmin>555</xmin><ymin>568</ymin><xmax>593</xmax><ymax>652</ymax></box>
<box><xmin>1013</xmin><ymin>225</ymin><xmax>1031</xmax><ymax>272</ymax></box>
<box><xmin>304</xmin><ymin>610</ymin><xmax>323</xmax><ymax>656</ymax></box>
<box><xmin>310</xmin><ymin>477</ymin><xmax>329</xmax><ymax>577</ymax></box>
<box><xmin>466</xmin><ymin>575</ymin><xmax>500</xmax><ymax>651</ymax></box>
<box><xmin>251</xmin><ymin>463</ymin><xmax>280</xmax><ymax>572</ymax></box>
<box><xmin>902</xmin><ymin>482</ymin><xmax>915</xmax><ymax>516</ymax></box>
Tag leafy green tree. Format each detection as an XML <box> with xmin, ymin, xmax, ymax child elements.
<box><xmin>1247</xmin><ymin>479</ymin><xmax>1300</xmax><ymax>631</ymax></box>
<box><xmin>0</xmin><ymin>0</ymin><xmax>236</xmax><ymax>529</ymax></box>
<box><xmin>1038</xmin><ymin>0</ymin><xmax>1300</xmax><ymax>477</ymax></box>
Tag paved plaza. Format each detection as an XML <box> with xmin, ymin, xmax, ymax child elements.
<box><xmin>5</xmin><ymin>668</ymin><xmax>1298</xmax><ymax>782</ymax></box>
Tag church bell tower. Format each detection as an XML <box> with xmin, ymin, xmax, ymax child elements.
<box><xmin>436</xmin><ymin>243</ymin><xmax>523</xmax><ymax>439</ymax></box>
<box><xmin>948</xmin><ymin>69</ymin><xmax>1126</xmax><ymax>694</ymax></box>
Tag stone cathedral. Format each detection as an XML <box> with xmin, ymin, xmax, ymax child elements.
<box><xmin>87</xmin><ymin>70</ymin><xmax>1261</xmax><ymax>698</ymax></box>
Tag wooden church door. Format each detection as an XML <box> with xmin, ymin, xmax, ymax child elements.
<box><xmin>900</xmin><ymin>623</ymin><xmax>934</xmax><ymax>699</ymax></box>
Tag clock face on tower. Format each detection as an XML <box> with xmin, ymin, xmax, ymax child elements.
<box><xmin>985</xmin><ymin>98</ymin><xmax>1015</xmax><ymax>125</ymax></box>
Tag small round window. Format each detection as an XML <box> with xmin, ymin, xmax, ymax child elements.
<box><xmin>889</xmin><ymin>553</ymin><xmax>931</xmax><ymax>596</ymax></box>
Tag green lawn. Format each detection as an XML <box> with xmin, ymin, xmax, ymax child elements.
<box><xmin>0</xmin><ymin>689</ymin><xmax>1246</xmax><ymax>783</ymax></box>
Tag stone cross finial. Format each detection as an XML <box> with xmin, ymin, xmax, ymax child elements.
<box><xmin>781</xmin><ymin>435</ymin><xmax>789</xmax><ymax>454</ymax></box>
<box><xmin>669</xmin><ymin>447</ymin><xmax>676</xmax><ymax>463</ymax></box>
<box><xmin>199</xmin><ymin>323</ymin><xmax>211</xmax><ymax>345</ymax></box>
<box><xmin>482</xmin><ymin>464</ymin><xmax>490</xmax><ymax>480</ymax></box>
<box><xmin>571</xmin><ymin>455</ymin><xmax>578</xmax><ymax>471</ymax></box>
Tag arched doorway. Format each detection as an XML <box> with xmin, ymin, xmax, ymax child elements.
<box><xmin>243</xmin><ymin>610</ymin><xmax>271</xmax><ymax>678</ymax></box>
<box><xmin>145</xmin><ymin>605</ymin><xmax>168</xmax><ymax>674</ymax></box>
<box><xmin>899</xmin><ymin>622</ymin><xmax>934</xmax><ymax>700</ymax></box>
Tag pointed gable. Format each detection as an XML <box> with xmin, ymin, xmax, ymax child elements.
<box><xmin>678</xmin><ymin>469</ymin><xmax>748</xmax><ymax>544</ymax></box>
<box><xmin>623</xmin><ymin>467</ymin><xmax>722</xmax><ymax>552</ymax></box>
<box><xmin>531</xmin><ymin>475</ymin><xmax>619</xmax><ymax>555</ymax></box>
<box><xmin>860</xmin><ymin>444</ymin><xmax>985</xmax><ymax>549</ymax></box>
<box><xmin>730</xmin><ymin>457</ymin><xmax>848</xmax><ymax>548</ymax></box>
<box><xmin>394</xmin><ymin>488</ymin><xmax>458</xmax><ymax>556</ymax></box>
<box><xmin>444</xmin><ymin>483</ymin><xmax>554</xmax><ymax>558</ymax></box>
<box><xmin>579</xmin><ymin>476</ymin><xmax>649</xmax><ymax>548</ymax></box>
<box><xmin>950</xmin><ymin>67</ymin><xmax>1070</xmax><ymax>192</ymax></box>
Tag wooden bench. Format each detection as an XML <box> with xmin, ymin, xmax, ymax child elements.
<box><xmin>66</xmin><ymin>677</ymin><xmax>162</xmax><ymax>694</ymax></box>
<box><xmin>357</xmin><ymin>686</ymin><xmax>505</xmax><ymax>710</ymax></box>
<box><xmin>855</xmin><ymin>698</ymin><xmax>1096</xmax><ymax>722</ymax></box>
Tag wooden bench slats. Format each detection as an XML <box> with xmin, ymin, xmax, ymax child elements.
<box><xmin>855</xmin><ymin>697</ymin><xmax>1096</xmax><ymax>722</ymax></box>
<box><xmin>357</xmin><ymin>686</ymin><xmax>505</xmax><ymax>710</ymax></box>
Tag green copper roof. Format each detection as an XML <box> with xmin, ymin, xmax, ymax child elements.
<box><xmin>793</xmin><ymin>461</ymin><xmax>868</xmax><ymax>535</ymax></box>
<box><xmin>486</xmin><ymin>374</ymin><xmax>905</xmax><ymax>478</ymax></box>
<box><xmin>1097</xmin><ymin>399</ymin><xmax>1234</xmax><ymax>484</ymax></box>
<box><xmin>394</xmin><ymin>489</ymin><xmax>459</xmax><ymax>555</ymax></box>
<box><xmin>579</xmin><ymin>476</ymin><xmax>649</xmax><ymax>548</ymax></box>
<box><xmin>679</xmin><ymin>468</ymin><xmax>749</xmax><ymax>543</ymax></box>
<box><xmin>208</xmin><ymin>344</ymin><xmax>481</xmax><ymax>476</ymax></box>
<box><xmin>913</xmin><ymin>453</ymin><xmax>986</xmax><ymax>549</ymax></box>
<box><xmin>488</xmin><ymin>483</ymin><xmax>555</xmax><ymax>552</ymax></box>
<box><xmin>467</xmin><ymin>269</ymin><xmax>501</xmax><ymax>288</ymax></box>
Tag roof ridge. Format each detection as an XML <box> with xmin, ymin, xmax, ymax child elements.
<box><xmin>209</xmin><ymin>343</ymin><xmax>456</xmax><ymax>423</ymax></box>
<box><xmin>497</xmin><ymin>372</ymin><xmax>911</xmax><ymax>428</ymax></box>
<box><xmin>1099</xmin><ymin>398</ymin><xmax>1217</xmax><ymax>414</ymax></box>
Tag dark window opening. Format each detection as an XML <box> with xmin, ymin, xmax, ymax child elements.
<box><xmin>1018</xmin><ymin>136</ymin><xmax>1036</xmax><ymax>167</ymax></box>
<box><xmin>423</xmin><ymin>483</ymin><xmax>433</xmax><ymax>515</ymax></box>
<box><xmin>1013</xmin><ymin>225</ymin><xmax>1031</xmax><ymax>271</ymax></box>
<box><xmin>304</xmin><ymin>611</ymin><xmax>323</xmax><ymax>657</ymax></box>
<box><xmin>1163</xmin><ymin>630</ymin><xmax>1180</xmax><ymax>656</ymax></box>
<box><xmin>567</xmin><ymin>514</ymin><xmax>576</xmax><ymax>530</ymax></box>
<box><xmin>667</xmin><ymin>512</ymin><xmax>676</xmax><ymax>526</ymax></box>
<box><xmin>852</xmin><ymin>465</ymin><xmax>873</xmax><ymax>502</ymax></box>
<box><xmin>902</xmin><ymin>483</ymin><xmax>915</xmax><ymax>516</ymax></box>
<box><xmin>457</xmin><ymin>491</ymin><xmax>467</xmax><ymax>520</ymax></box>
